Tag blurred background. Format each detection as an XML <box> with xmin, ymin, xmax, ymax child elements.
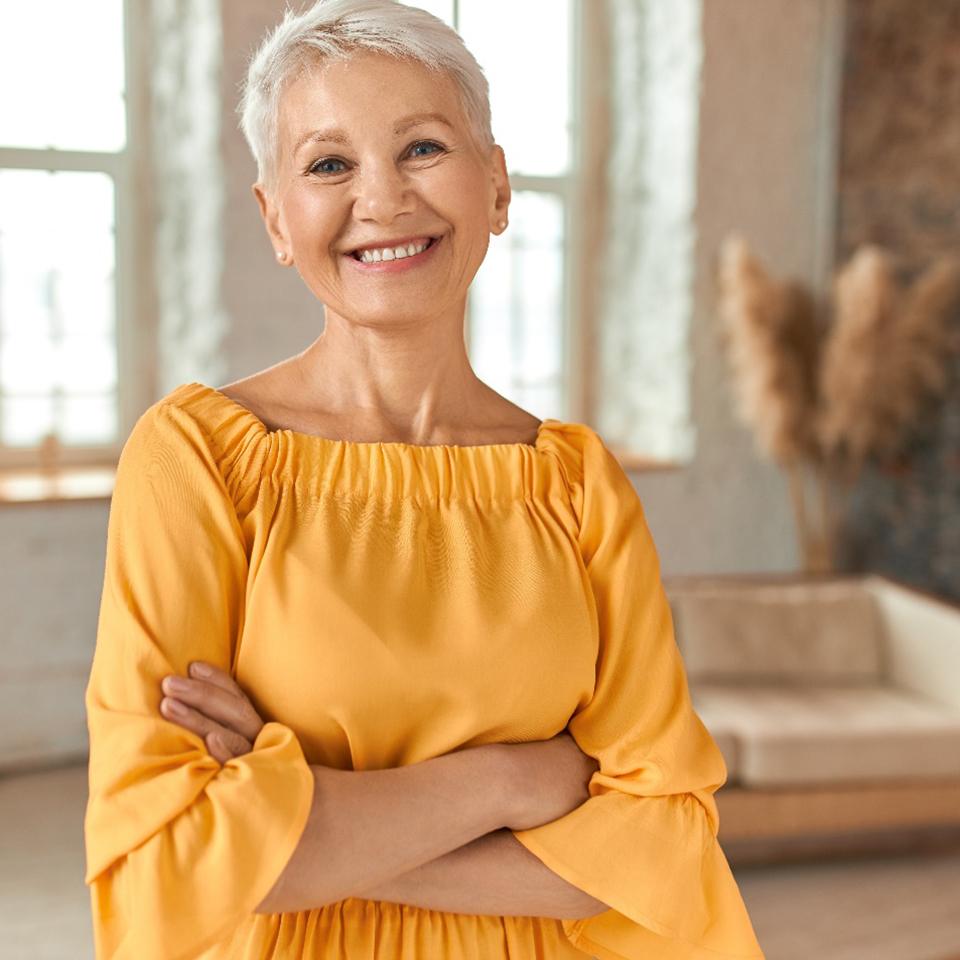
<box><xmin>1</xmin><ymin>1</ymin><xmax>959</xmax><ymax>957</ymax></box>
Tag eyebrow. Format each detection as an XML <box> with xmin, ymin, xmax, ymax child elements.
<box><xmin>292</xmin><ymin>111</ymin><xmax>455</xmax><ymax>156</ymax></box>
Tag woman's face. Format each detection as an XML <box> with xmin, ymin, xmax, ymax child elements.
<box><xmin>254</xmin><ymin>51</ymin><xmax>510</xmax><ymax>328</ymax></box>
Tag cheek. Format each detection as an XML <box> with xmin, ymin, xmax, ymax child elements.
<box><xmin>284</xmin><ymin>188</ymin><xmax>339</xmax><ymax>249</ymax></box>
<box><xmin>426</xmin><ymin>163</ymin><xmax>489</xmax><ymax>222</ymax></box>
<box><xmin>431</xmin><ymin>167</ymin><xmax>486</xmax><ymax>220</ymax></box>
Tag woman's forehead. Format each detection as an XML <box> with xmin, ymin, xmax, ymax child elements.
<box><xmin>278</xmin><ymin>53</ymin><xmax>464</xmax><ymax>144</ymax></box>
<box><xmin>288</xmin><ymin>51</ymin><xmax>455</xmax><ymax>111</ymax></box>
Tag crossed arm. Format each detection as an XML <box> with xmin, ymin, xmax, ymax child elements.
<box><xmin>159</xmin><ymin>662</ymin><xmax>610</xmax><ymax>920</ymax></box>
<box><xmin>264</xmin><ymin>757</ymin><xmax>609</xmax><ymax>919</ymax></box>
<box><xmin>355</xmin><ymin>828</ymin><xmax>595</xmax><ymax>917</ymax></box>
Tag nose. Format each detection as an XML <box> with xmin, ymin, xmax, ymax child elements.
<box><xmin>352</xmin><ymin>161</ymin><xmax>416</xmax><ymax>224</ymax></box>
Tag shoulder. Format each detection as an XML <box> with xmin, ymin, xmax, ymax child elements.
<box><xmin>545</xmin><ymin>419</ymin><xmax>644</xmax><ymax>522</ymax></box>
<box><xmin>119</xmin><ymin>382</ymin><xmax>268</xmax><ymax>505</ymax></box>
<box><xmin>540</xmin><ymin>419</ymin><xmax>618</xmax><ymax>479</ymax></box>
<box><xmin>115</xmin><ymin>387</ymin><xmax>219</xmax><ymax>484</ymax></box>
<box><xmin>123</xmin><ymin>383</ymin><xmax>218</xmax><ymax>455</ymax></box>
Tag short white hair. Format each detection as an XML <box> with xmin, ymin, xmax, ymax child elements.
<box><xmin>238</xmin><ymin>0</ymin><xmax>495</xmax><ymax>192</ymax></box>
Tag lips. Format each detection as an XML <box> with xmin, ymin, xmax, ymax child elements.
<box><xmin>344</xmin><ymin>234</ymin><xmax>444</xmax><ymax>272</ymax></box>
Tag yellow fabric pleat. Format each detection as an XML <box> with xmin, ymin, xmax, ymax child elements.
<box><xmin>83</xmin><ymin>381</ymin><xmax>764</xmax><ymax>959</ymax></box>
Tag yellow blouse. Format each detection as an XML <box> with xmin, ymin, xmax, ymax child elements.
<box><xmin>83</xmin><ymin>381</ymin><xmax>765</xmax><ymax>960</ymax></box>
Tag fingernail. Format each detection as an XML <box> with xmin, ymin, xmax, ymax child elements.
<box><xmin>163</xmin><ymin>697</ymin><xmax>186</xmax><ymax>716</ymax></box>
<box><xmin>164</xmin><ymin>676</ymin><xmax>189</xmax><ymax>693</ymax></box>
<box><xmin>190</xmin><ymin>662</ymin><xmax>212</xmax><ymax>678</ymax></box>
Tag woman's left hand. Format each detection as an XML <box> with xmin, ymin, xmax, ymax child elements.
<box><xmin>159</xmin><ymin>661</ymin><xmax>264</xmax><ymax>764</ymax></box>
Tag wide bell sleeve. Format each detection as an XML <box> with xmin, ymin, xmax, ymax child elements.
<box><xmin>83</xmin><ymin>400</ymin><xmax>315</xmax><ymax>960</ymax></box>
<box><xmin>511</xmin><ymin>425</ymin><xmax>765</xmax><ymax>960</ymax></box>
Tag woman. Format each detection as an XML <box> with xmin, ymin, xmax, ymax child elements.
<box><xmin>83</xmin><ymin>1</ymin><xmax>765</xmax><ymax>958</ymax></box>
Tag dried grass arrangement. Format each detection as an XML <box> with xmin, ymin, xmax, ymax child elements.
<box><xmin>715</xmin><ymin>234</ymin><xmax>960</xmax><ymax>573</ymax></box>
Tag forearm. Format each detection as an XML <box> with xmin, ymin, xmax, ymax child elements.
<box><xmin>255</xmin><ymin>745</ymin><xmax>508</xmax><ymax>914</ymax></box>
<box><xmin>354</xmin><ymin>828</ymin><xmax>610</xmax><ymax>920</ymax></box>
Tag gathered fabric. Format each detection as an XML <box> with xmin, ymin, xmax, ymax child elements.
<box><xmin>83</xmin><ymin>381</ymin><xmax>765</xmax><ymax>960</ymax></box>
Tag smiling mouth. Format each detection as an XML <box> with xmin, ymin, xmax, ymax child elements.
<box><xmin>349</xmin><ymin>236</ymin><xmax>440</xmax><ymax>262</ymax></box>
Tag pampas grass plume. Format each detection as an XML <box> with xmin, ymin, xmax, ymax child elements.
<box><xmin>819</xmin><ymin>247</ymin><xmax>960</xmax><ymax>481</ymax></box>
<box><xmin>715</xmin><ymin>234</ymin><xmax>821</xmax><ymax>465</ymax></box>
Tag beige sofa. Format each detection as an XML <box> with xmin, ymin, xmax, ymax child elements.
<box><xmin>662</xmin><ymin>573</ymin><xmax>960</xmax><ymax>865</ymax></box>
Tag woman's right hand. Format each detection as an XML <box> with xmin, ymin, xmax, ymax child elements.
<box><xmin>496</xmin><ymin>732</ymin><xmax>600</xmax><ymax>831</ymax></box>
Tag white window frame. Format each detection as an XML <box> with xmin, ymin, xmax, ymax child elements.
<box><xmin>0</xmin><ymin>0</ymin><xmax>153</xmax><ymax>472</ymax></box>
<box><xmin>459</xmin><ymin>0</ymin><xmax>599</xmax><ymax>423</ymax></box>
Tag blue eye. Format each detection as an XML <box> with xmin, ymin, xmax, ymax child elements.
<box><xmin>308</xmin><ymin>140</ymin><xmax>444</xmax><ymax>176</ymax></box>
<box><xmin>410</xmin><ymin>140</ymin><xmax>443</xmax><ymax>157</ymax></box>
<box><xmin>310</xmin><ymin>158</ymin><xmax>346</xmax><ymax>175</ymax></box>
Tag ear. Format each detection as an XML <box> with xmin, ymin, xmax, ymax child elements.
<box><xmin>487</xmin><ymin>143</ymin><xmax>511</xmax><ymax>233</ymax></box>
<box><xmin>252</xmin><ymin>181</ymin><xmax>290</xmax><ymax>261</ymax></box>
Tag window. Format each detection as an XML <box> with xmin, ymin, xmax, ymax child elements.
<box><xmin>412</xmin><ymin>0</ymin><xmax>579</xmax><ymax>420</ymax></box>
<box><xmin>0</xmin><ymin>1</ymin><xmax>132</xmax><ymax>470</ymax></box>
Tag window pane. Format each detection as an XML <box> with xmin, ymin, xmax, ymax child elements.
<box><xmin>468</xmin><ymin>191</ymin><xmax>565</xmax><ymax>416</ymax></box>
<box><xmin>0</xmin><ymin>0</ymin><xmax>126</xmax><ymax>151</ymax></box>
<box><xmin>0</xmin><ymin>169</ymin><xmax>118</xmax><ymax>447</ymax></box>
<box><xmin>60</xmin><ymin>394</ymin><xmax>118</xmax><ymax>445</ymax></box>
<box><xmin>458</xmin><ymin>0</ymin><xmax>571</xmax><ymax>176</ymax></box>
<box><xmin>403</xmin><ymin>0</ymin><xmax>454</xmax><ymax>26</ymax></box>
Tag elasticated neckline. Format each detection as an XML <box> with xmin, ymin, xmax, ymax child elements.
<box><xmin>166</xmin><ymin>381</ymin><xmax>585</xmax><ymax>505</ymax></box>
<box><xmin>187</xmin><ymin>381</ymin><xmax>553</xmax><ymax>451</ymax></box>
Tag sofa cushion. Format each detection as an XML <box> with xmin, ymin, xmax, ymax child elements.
<box><xmin>690</xmin><ymin>682</ymin><xmax>960</xmax><ymax>786</ymax></box>
<box><xmin>669</xmin><ymin>581</ymin><xmax>886</xmax><ymax>684</ymax></box>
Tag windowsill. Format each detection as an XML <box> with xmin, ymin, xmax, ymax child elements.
<box><xmin>0</xmin><ymin>465</ymin><xmax>117</xmax><ymax>504</ymax></box>
<box><xmin>609</xmin><ymin>449</ymin><xmax>685</xmax><ymax>474</ymax></box>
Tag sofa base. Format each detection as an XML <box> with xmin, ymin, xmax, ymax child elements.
<box><xmin>721</xmin><ymin>823</ymin><xmax>960</xmax><ymax>866</ymax></box>
<box><xmin>716</xmin><ymin>777</ymin><xmax>960</xmax><ymax>864</ymax></box>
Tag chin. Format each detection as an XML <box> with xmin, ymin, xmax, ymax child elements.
<box><xmin>342</xmin><ymin>301</ymin><xmax>444</xmax><ymax>326</ymax></box>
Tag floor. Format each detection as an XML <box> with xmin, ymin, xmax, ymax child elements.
<box><xmin>2</xmin><ymin>763</ymin><xmax>959</xmax><ymax>960</ymax></box>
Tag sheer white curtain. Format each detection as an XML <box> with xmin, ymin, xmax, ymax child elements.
<box><xmin>594</xmin><ymin>0</ymin><xmax>702</xmax><ymax>462</ymax></box>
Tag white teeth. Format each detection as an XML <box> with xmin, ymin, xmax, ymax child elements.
<box><xmin>358</xmin><ymin>240</ymin><xmax>431</xmax><ymax>263</ymax></box>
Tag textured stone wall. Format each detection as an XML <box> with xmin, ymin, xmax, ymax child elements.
<box><xmin>836</xmin><ymin>1</ymin><xmax>960</xmax><ymax>277</ymax></box>
<box><xmin>834</xmin><ymin>0</ymin><xmax>960</xmax><ymax>600</ymax></box>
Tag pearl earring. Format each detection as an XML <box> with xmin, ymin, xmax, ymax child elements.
<box><xmin>497</xmin><ymin>220</ymin><xmax>507</xmax><ymax>230</ymax></box>
<box><xmin>276</xmin><ymin>250</ymin><xmax>287</xmax><ymax>263</ymax></box>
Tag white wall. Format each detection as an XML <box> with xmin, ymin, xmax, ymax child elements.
<box><xmin>632</xmin><ymin>0</ymin><xmax>844</xmax><ymax>576</ymax></box>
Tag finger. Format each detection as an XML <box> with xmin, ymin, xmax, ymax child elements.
<box><xmin>205</xmin><ymin>729</ymin><xmax>251</xmax><ymax>765</ymax></box>
<box><xmin>160</xmin><ymin>697</ymin><xmax>253</xmax><ymax>758</ymax></box>
<box><xmin>188</xmin><ymin>661</ymin><xmax>239</xmax><ymax>696</ymax></box>
<box><xmin>207</xmin><ymin>727</ymin><xmax>253</xmax><ymax>762</ymax></box>
<box><xmin>183</xmin><ymin>663</ymin><xmax>265</xmax><ymax>742</ymax></box>
<box><xmin>161</xmin><ymin>675</ymin><xmax>262</xmax><ymax>742</ymax></box>
<box><xmin>206</xmin><ymin>730</ymin><xmax>230</xmax><ymax>764</ymax></box>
